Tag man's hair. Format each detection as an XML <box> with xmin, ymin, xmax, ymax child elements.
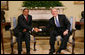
<box><xmin>51</xmin><ymin>8</ymin><xmax>58</xmax><ymax>11</ymax></box>
<box><xmin>23</xmin><ymin>8</ymin><xmax>29</xmax><ymax>12</ymax></box>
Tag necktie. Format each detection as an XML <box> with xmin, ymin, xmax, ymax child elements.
<box><xmin>26</xmin><ymin>16</ymin><xmax>28</xmax><ymax>22</ymax></box>
<box><xmin>55</xmin><ymin>18</ymin><xmax>60</xmax><ymax>27</ymax></box>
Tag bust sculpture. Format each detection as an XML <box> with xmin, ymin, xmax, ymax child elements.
<box><xmin>80</xmin><ymin>11</ymin><xmax>84</xmax><ymax>22</ymax></box>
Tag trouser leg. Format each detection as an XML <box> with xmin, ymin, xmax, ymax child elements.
<box><xmin>57</xmin><ymin>33</ymin><xmax>70</xmax><ymax>53</ymax></box>
<box><xmin>50</xmin><ymin>31</ymin><xmax>58</xmax><ymax>50</ymax></box>
<box><xmin>24</xmin><ymin>32</ymin><xmax>30</xmax><ymax>54</ymax></box>
<box><xmin>17</xmin><ymin>32</ymin><xmax>23</xmax><ymax>54</ymax></box>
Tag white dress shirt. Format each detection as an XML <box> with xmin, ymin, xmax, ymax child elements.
<box><xmin>24</xmin><ymin>15</ymin><xmax>27</xmax><ymax>20</ymax></box>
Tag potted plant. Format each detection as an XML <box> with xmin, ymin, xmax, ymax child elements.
<box><xmin>22</xmin><ymin>1</ymin><xmax>63</xmax><ymax>10</ymax></box>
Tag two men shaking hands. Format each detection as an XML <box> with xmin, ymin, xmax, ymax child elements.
<box><xmin>14</xmin><ymin>7</ymin><xmax>71</xmax><ymax>54</ymax></box>
<box><xmin>32</xmin><ymin>27</ymin><xmax>41</xmax><ymax>32</ymax></box>
<box><xmin>23</xmin><ymin>27</ymin><xmax>40</xmax><ymax>32</ymax></box>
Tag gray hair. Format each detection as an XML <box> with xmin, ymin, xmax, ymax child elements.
<box><xmin>51</xmin><ymin>8</ymin><xmax>58</xmax><ymax>11</ymax></box>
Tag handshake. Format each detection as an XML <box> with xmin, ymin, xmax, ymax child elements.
<box><xmin>23</xmin><ymin>27</ymin><xmax>42</xmax><ymax>32</ymax></box>
<box><xmin>33</xmin><ymin>27</ymin><xmax>42</xmax><ymax>32</ymax></box>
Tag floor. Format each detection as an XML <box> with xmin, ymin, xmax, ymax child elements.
<box><xmin>1</xmin><ymin>28</ymin><xmax>84</xmax><ymax>54</ymax></box>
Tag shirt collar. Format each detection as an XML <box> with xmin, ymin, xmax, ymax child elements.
<box><xmin>54</xmin><ymin>15</ymin><xmax>59</xmax><ymax>24</ymax></box>
<box><xmin>54</xmin><ymin>15</ymin><xmax>58</xmax><ymax>19</ymax></box>
<box><xmin>23</xmin><ymin>15</ymin><xmax>28</xmax><ymax>19</ymax></box>
<box><xmin>24</xmin><ymin>15</ymin><xmax>26</xmax><ymax>18</ymax></box>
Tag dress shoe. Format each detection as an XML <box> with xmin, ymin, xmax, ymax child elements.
<box><xmin>27</xmin><ymin>52</ymin><xmax>30</xmax><ymax>54</ymax></box>
<box><xmin>56</xmin><ymin>49</ymin><xmax>61</xmax><ymax>54</ymax></box>
<box><xmin>62</xmin><ymin>47</ymin><xmax>67</xmax><ymax>50</ymax></box>
<box><xmin>18</xmin><ymin>51</ymin><xmax>21</xmax><ymax>54</ymax></box>
<box><xmin>49</xmin><ymin>49</ymin><xmax>55</xmax><ymax>54</ymax></box>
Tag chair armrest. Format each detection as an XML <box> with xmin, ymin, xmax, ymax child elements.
<box><xmin>10</xmin><ymin>28</ymin><xmax>17</xmax><ymax>44</ymax></box>
<box><xmin>68</xmin><ymin>28</ymin><xmax>76</xmax><ymax>43</ymax></box>
<box><xmin>72</xmin><ymin>28</ymin><xmax>76</xmax><ymax>33</ymax></box>
<box><xmin>9</xmin><ymin>27</ymin><xmax>13</xmax><ymax>32</ymax></box>
<box><xmin>10</xmin><ymin>27</ymin><xmax>14</xmax><ymax>30</ymax></box>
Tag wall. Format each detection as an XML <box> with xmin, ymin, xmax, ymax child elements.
<box><xmin>4</xmin><ymin>1</ymin><xmax>84</xmax><ymax>22</ymax></box>
<box><xmin>4</xmin><ymin>1</ymin><xmax>23</xmax><ymax>22</ymax></box>
<box><xmin>60</xmin><ymin>1</ymin><xmax>84</xmax><ymax>21</ymax></box>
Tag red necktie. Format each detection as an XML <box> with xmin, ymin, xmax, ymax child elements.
<box><xmin>26</xmin><ymin>16</ymin><xmax>28</xmax><ymax>22</ymax></box>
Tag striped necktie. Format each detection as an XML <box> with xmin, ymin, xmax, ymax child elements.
<box><xmin>26</xmin><ymin>16</ymin><xmax>28</xmax><ymax>22</ymax></box>
<box><xmin>55</xmin><ymin>18</ymin><xmax>60</xmax><ymax>27</ymax></box>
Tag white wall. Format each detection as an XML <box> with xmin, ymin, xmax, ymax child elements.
<box><xmin>60</xmin><ymin>1</ymin><xmax>84</xmax><ymax>21</ymax></box>
<box><xmin>4</xmin><ymin>1</ymin><xmax>23</xmax><ymax>22</ymax></box>
<box><xmin>4</xmin><ymin>1</ymin><xmax>84</xmax><ymax>22</ymax></box>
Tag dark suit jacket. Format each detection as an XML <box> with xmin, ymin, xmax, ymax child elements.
<box><xmin>42</xmin><ymin>14</ymin><xmax>71</xmax><ymax>32</ymax></box>
<box><xmin>13</xmin><ymin>14</ymin><xmax>32</xmax><ymax>35</ymax></box>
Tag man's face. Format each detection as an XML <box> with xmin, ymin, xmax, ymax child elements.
<box><xmin>23</xmin><ymin>9</ymin><xmax>29</xmax><ymax>16</ymax></box>
<box><xmin>51</xmin><ymin>9</ymin><xmax>58</xmax><ymax>17</ymax></box>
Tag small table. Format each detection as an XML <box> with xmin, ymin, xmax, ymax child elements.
<box><xmin>75</xmin><ymin>22</ymin><xmax>84</xmax><ymax>30</ymax></box>
<box><xmin>1</xmin><ymin>22</ymin><xmax>11</xmax><ymax>54</ymax></box>
<box><xmin>76</xmin><ymin>22</ymin><xmax>84</xmax><ymax>25</ymax></box>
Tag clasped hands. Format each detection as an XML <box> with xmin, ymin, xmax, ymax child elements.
<box><xmin>33</xmin><ymin>27</ymin><xmax>41</xmax><ymax>32</ymax></box>
<box><xmin>23</xmin><ymin>28</ymin><xmax>41</xmax><ymax>32</ymax></box>
<box><xmin>23</xmin><ymin>28</ymin><xmax>68</xmax><ymax>35</ymax></box>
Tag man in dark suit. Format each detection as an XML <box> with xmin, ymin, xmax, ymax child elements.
<box><xmin>13</xmin><ymin>8</ymin><xmax>37</xmax><ymax>54</ymax></box>
<box><xmin>36</xmin><ymin>8</ymin><xmax>71</xmax><ymax>54</ymax></box>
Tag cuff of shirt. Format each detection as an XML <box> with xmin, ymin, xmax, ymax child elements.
<box><xmin>32</xmin><ymin>28</ymin><xmax>34</xmax><ymax>31</ymax></box>
<box><xmin>39</xmin><ymin>29</ymin><xmax>42</xmax><ymax>31</ymax></box>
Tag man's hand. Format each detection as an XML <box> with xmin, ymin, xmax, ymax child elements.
<box><xmin>23</xmin><ymin>29</ymin><xmax>27</xmax><ymax>32</ymax></box>
<box><xmin>33</xmin><ymin>28</ymin><xmax>40</xmax><ymax>32</ymax></box>
<box><xmin>63</xmin><ymin>30</ymin><xmax>68</xmax><ymax>36</ymax></box>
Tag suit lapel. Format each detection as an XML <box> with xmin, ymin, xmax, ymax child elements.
<box><xmin>52</xmin><ymin>17</ymin><xmax>56</xmax><ymax>26</ymax></box>
<box><xmin>27</xmin><ymin>15</ymin><xmax>30</xmax><ymax>24</ymax></box>
<box><xmin>22</xmin><ymin>14</ymin><xmax>30</xmax><ymax>24</ymax></box>
<box><xmin>22</xmin><ymin>14</ymin><xmax>27</xmax><ymax>22</ymax></box>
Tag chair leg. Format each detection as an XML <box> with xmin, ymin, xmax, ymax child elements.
<box><xmin>72</xmin><ymin>42</ymin><xmax>75</xmax><ymax>54</ymax></box>
<box><xmin>72</xmin><ymin>31</ymin><xmax>75</xmax><ymax>54</ymax></box>
<box><xmin>10</xmin><ymin>30</ymin><xmax>14</xmax><ymax>54</ymax></box>
<box><xmin>11</xmin><ymin>36</ymin><xmax>14</xmax><ymax>54</ymax></box>
<box><xmin>33</xmin><ymin>35</ymin><xmax>36</xmax><ymax>51</ymax></box>
<box><xmin>72</xmin><ymin>37</ymin><xmax>75</xmax><ymax>54</ymax></box>
<box><xmin>11</xmin><ymin>43</ymin><xmax>14</xmax><ymax>54</ymax></box>
<box><xmin>34</xmin><ymin>41</ymin><xmax>36</xmax><ymax>51</ymax></box>
<box><xmin>57</xmin><ymin>41</ymin><xmax>59</xmax><ymax>46</ymax></box>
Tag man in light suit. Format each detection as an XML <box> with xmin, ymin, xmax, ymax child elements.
<box><xmin>36</xmin><ymin>8</ymin><xmax>71</xmax><ymax>54</ymax></box>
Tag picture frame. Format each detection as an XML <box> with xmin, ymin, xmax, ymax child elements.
<box><xmin>74</xmin><ymin>1</ymin><xmax>84</xmax><ymax>4</ymax></box>
<box><xmin>1</xmin><ymin>1</ymin><xmax>9</xmax><ymax>10</ymax></box>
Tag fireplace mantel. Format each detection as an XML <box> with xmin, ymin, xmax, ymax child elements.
<box><xmin>20</xmin><ymin>7</ymin><xmax>65</xmax><ymax>20</ymax></box>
